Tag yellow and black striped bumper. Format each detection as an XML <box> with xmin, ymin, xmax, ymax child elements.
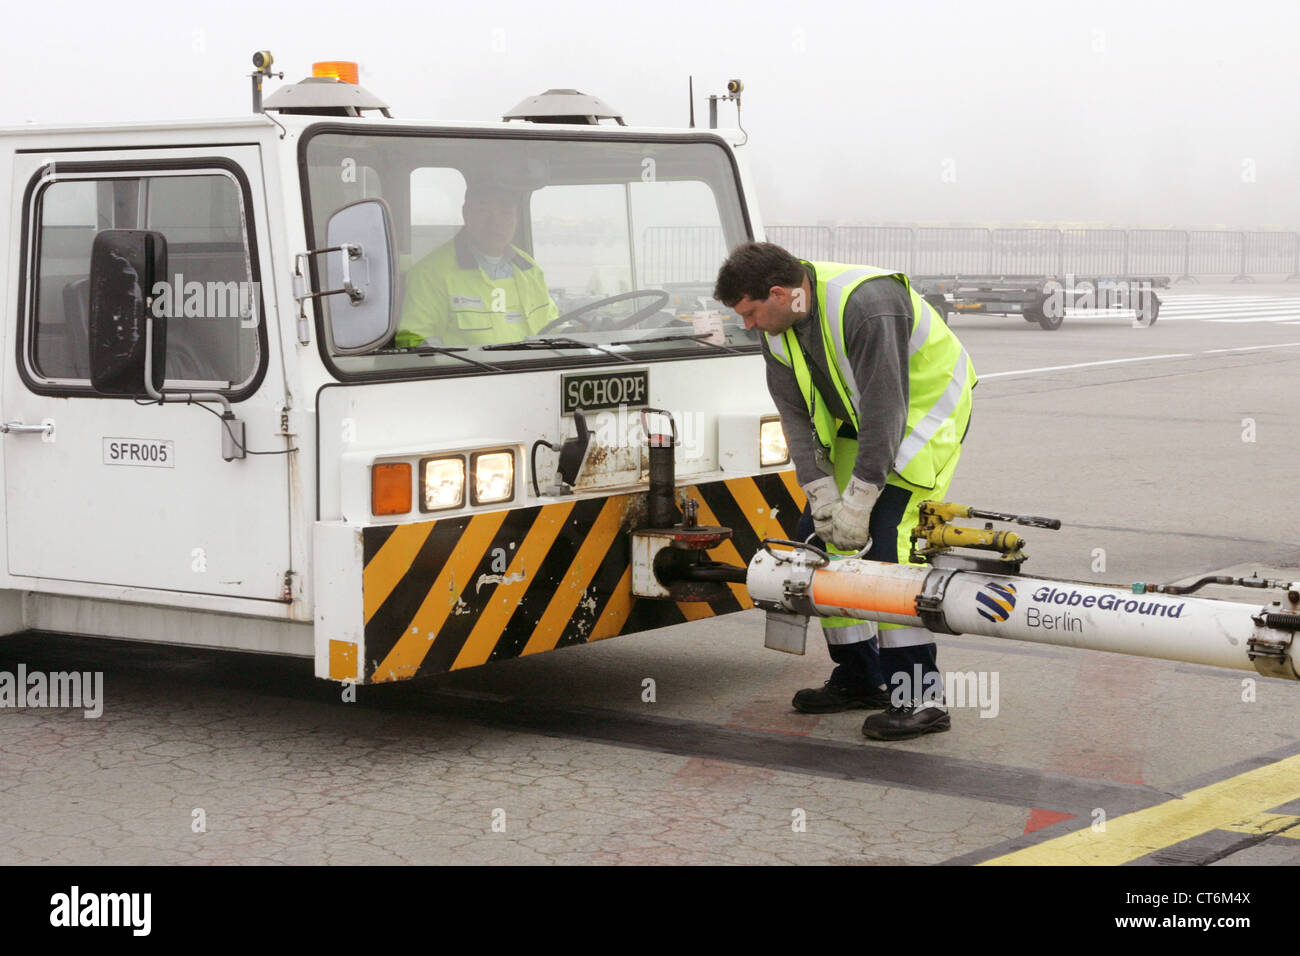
<box><xmin>350</xmin><ymin>472</ymin><xmax>803</xmax><ymax>683</ymax></box>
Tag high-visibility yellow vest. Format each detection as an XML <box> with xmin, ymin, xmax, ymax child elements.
<box><xmin>396</xmin><ymin>231</ymin><xmax>557</xmax><ymax>347</ymax></box>
<box><xmin>763</xmin><ymin>261</ymin><xmax>977</xmax><ymax>490</ymax></box>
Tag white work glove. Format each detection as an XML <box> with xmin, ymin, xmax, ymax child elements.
<box><xmin>801</xmin><ymin>476</ymin><xmax>840</xmax><ymax>544</ymax></box>
<box><xmin>830</xmin><ymin>476</ymin><xmax>880</xmax><ymax>551</ymax></box>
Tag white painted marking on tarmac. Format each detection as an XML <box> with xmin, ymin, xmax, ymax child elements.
<box><xmin>984</xmin><ymin>342</ymin><xmax>1300</xmax><ymax>378</ymax></box>
<box><xmin>1183</xmin><ymin>319</ymin><xmax>1300</xmax><ymax>325</ymax></box>
<box><xmin>1162</xmin><ymin>302</ymin><xmax>1298</xmax><ymax>308</ymax></box>
<box><xmin>1163</xmin><ymin>302</ymin><xmax>1300</xmax><ymax>309</ymax></box>
<box><xmin>1154</xmin><ymin>294</ymin><xmax>1300</xmax><ymax>323</ymax></box>
<box><xmin>1202</xmin><ymin>341</ymin><xmax>1300</xmax><ymax>353</ymax></box>
<box><xmin>982</xmin><ymin>354</ymin><xmax>1192</xmax><ymax>379</ymax></box>
<box><xmin>1175</xmin><ymin>309</ymin><xmax>1300</xmax><ymax>317</ymax></box>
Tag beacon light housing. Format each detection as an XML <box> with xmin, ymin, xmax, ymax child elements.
<box><xmin>313</xmin><ymin>61</ymin><xmax>360</xmax><ymax>85</ymax></box>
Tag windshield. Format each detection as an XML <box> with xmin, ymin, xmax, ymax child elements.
<box><xmin>302</xmin><ymin>129</ymin><xmax>757</xmax><ymax>377</ymax></box>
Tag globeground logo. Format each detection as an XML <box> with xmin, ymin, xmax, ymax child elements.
<box><xmin>1031</xmin><ymin>586</ymin><xmax>1186</xmax><ymax>618</ymax></box>
<box><xmin>975</xmin><ymin>581</ymin><xmax>1017</xmax><ymax>623</ymax></box>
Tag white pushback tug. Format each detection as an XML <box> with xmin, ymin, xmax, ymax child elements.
<box><xmin>0</xmin><ymin>54</ymin><xmax>1293</xmax><ymax>691</ymax></box>
<box><xmin>0</xmin><ymin>54</ymin><xmax>795</xmax><ymax>684</ymax></box>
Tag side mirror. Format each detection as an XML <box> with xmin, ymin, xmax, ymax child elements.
<box><xmin>324</xmin><ymin>198</ymin><xmax>397</xmax><ymax>354</ymax></box>
<box><xmin>88</xmin><ymin>230</ymin><xmax>168</xmax><ymax>395</ymax></box>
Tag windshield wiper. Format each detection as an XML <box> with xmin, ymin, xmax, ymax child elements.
<box><xmin>373</xmin><ymin>345</ymin><xmax>503</xmax><ymax>372</ymax></box>
<box><xmin>481</xmin><ymin>337</ymin><xmax>633</xmax><ymax>362</ymax></box>
<box><xmin>628</xmin><ymin>332</ymin><xmax>745</xmax><ymax>354</ymax></box>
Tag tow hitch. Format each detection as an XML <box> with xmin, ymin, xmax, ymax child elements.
<box><xmin>630</xmin><ymin>409</ymin><xmax>747</xmax><ymax>602</ymax></box>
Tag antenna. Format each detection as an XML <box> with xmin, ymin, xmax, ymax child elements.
<box><xmin>688</xmin><ymin>76</ymin><xmax>695</xmax><ymax>128</ymax></box>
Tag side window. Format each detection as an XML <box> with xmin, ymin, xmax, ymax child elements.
<box><xmin>146</xmin><ymin>174</ymin><xmax>259</xmax><ymax>386</ymax></box>
<box><xmin>410</xmin><ymin>167</ymin><xmax>467</xmax><ymax>264</ymax></box>
<box><xmin>28</xmin><ymin>169</ymin><xmax>262</xmax><ymax>391</ymax></box>
<box><xmin>32</xmin><ymin>180</ymin><xmax>99</xmax><ymax>379</ymax></box>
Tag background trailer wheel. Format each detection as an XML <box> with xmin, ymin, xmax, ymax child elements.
<box><xmin>1139</xmin><ymin>291</ymin><xmax>1161</xmax><ymax>326</ymax></box>
<box><xmin>1026</xmin><ymin>301</ymin><xmax>1064</xmax><ymax>330</ymax></box>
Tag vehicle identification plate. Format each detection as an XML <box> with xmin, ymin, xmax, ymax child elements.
<box><xmin>561</xmin><ymin>369</ymin><xmax>649</xmax><ymax>414</ymax></box>
<box><xmin>102</xmin><ymin>438</ymin><xmax>174</xmax><ymax>468</ymax></box>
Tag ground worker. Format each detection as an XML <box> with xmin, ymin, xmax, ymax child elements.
<box><xmin>396</xmin><ymin>169</ymin><xmax>558</xmax><ymax>347</ymax></box>
<box><xmin>714</xmin><ymin>241</ymin><xmax>977</xmax><ymax>740</ymax></box>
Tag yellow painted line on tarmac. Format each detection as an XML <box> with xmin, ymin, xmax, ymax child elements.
<box><xmin>1221</xmin><ymin>812</ymin><xmax>1300</xmax><ymax>841</ymax></box>
<box><xmin>982</xmin><ymin>753</ymin><xmax>1300</xmax><ymax>865</ymax></box>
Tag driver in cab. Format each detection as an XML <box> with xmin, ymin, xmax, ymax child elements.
<box><xmin>395</xmin><ymin>171</ymin><xmax>558</xmax><ymax>348</ymax></box>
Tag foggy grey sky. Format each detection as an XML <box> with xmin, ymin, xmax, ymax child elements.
<box><xmin>7</xmin><ymin>0</ymin><xmax>1298</xmax><ymax>228</ymax></box>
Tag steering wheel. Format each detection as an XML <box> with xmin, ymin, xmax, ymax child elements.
<box><xmin>538</xmin><ymin>289</ymin><xmax>671</xmax><ymax>336</ymax></box>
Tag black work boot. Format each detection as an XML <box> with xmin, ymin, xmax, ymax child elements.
<box><xmin>792</xmin><ymin>681</ymin><xmax>891</xmax><ymax>714</ymax></box>
<box><xmin>862</xmin><ymin>702</ymin><xmax>951</xmax><ymax>740</ymax></box>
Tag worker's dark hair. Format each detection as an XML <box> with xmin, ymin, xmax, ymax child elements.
<box><xmin>713</xmin><ymin>241</ymin><xmax>805</xmax><ymax>306</ymax></box>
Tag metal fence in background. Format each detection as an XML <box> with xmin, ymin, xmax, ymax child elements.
<box><xmin>1186</xmin><ymin>231</ymin><xmax>1241</xmax><ymax>278</ymax></box>
<box><xmin>763</xmin><ymin>225</ymin><xmax>836</xmax><ymax>260</ymax></box>
<box><xmin>825</xmin><ymin>225</ymin><xmax>911</xmax><ymax>272</ymax></box>
<box><xmin>1243</xmin><ymin>232</ymin><xmax>1297</xmax><ymax>276</ymax></box>
<box><xmin>766</xmin><ymin>226</ymin><xmax>1300</xmax><ymax>279</ymax></box>
<box><xmin>640</xmin><ymin>224</ymin><xmax>1300</xmax><ymax>283</ymax></box>
<box><xmin>991</xmin><ymin>228</ymin><xmax>1058</xmax><ymax>275</ymax></box>
<box><xmin>1062</xmin><ymin>229</ymin><xmax>1127</xmax><ymax>276</ymax></box>
<box><xmin>640</xmin><ymin>226</ymin><xmax>727</xmax><ymax>284</ymax></box>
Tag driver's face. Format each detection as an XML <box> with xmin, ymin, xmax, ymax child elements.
<box><xmin>732</xmin><ymin>286</ymin><xmax>800</xmax><ymax>335</ymax></box>
<box><xmin>463</xmin><ymin>193</ymin><xmax>519</xmax><ymax>257</ymax></box>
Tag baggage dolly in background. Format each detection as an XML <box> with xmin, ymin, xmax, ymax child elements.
<box><xmin>914</xmin><ymin>274</ymin><xmax>1168</xmax><ymax>329</ymax></box>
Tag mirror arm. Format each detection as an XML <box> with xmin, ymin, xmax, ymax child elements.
<box><xmin>294</xmin><ymin>244</ymin><xmax>365</xmax><ymax>305</ymax></box>
<box><xmin>143</xmin><ymin>316</ymin><xmax>245</xmax><ymax>462</ymax></box>
<box><xmin>292</xmin><ymin>244</ymin><xmax>368</xmax><ymax>346</ymax></box>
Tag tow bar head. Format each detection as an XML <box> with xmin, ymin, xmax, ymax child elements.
<box><xmin>629</xmin><ymin>409</ymin><xmax>738</xmax><ymax>602</ymax></box>
<box><xmin>748</xmin><ymin>539</ymin><xmax>830</xmax><ymax>655</ymax></box>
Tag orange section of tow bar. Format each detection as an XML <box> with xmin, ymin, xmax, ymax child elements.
<box><xmin>810</xmin><ymin>568</ymin><xmax>924</xmax><ymax>619</ymax></box>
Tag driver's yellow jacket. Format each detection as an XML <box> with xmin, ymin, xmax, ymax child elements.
<box><xmin>396</xmin><ymin>229</ymin><xmax>558</xmax><ymax>347</ymax></box>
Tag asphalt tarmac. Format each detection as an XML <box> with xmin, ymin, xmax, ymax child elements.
<box><xmin>1</xmin><ymin>285</ymin><xmax>1297</xmax><ymax>866</ymax></box>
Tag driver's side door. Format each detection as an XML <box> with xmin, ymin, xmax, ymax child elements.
<box><xmin>3</xmin><ymin>147</ymin><xmax>292</xmax><ymax>602</ymax></box>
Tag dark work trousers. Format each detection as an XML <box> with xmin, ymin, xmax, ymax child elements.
<box><xmin>795</xmin><ymin>416</ymin><xmax>971</xmax><ymax>699</ymax></box>
<box><xmin>795</xmin><ymin>485</ymin><xmax>938</xmax><ymax>693</ymax></box>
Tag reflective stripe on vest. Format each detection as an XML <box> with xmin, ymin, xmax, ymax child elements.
<box><xmin>764</xmin><ymin>261</ymin><xmax>976</xmax><ymax>488</ymax></box>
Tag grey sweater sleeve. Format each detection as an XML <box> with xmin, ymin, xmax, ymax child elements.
<box><xmin>763</xmin><ymin>348</ymin><xmax>826</xmax><ymax>487</ymax></box>
<box><xmin>843</xmin><ymin>278</ymin><xmax>912</xmax><ymax>489</ymax></box>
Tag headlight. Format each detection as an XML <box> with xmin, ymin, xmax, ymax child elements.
<box><xmin>420</xmin><ymin>456</ymin><xmax>466</xmax><ymax>512</ymax></box>
<box><xmin>472</xmin><ymin>450</ymin><xmax>515</xmax><ymax>505</ymax></box>
<box><xmin>759</xmin><ymin>418</ymin><xmax>789</xmax><ymax>466</ymax></box>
